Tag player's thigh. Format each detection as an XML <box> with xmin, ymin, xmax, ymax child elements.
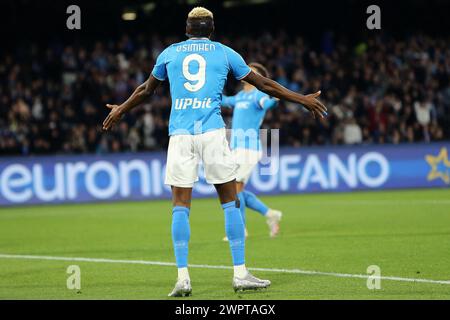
<box><xmin>200</xmin><ymin>128</ymin><xmax>237</xmax><ymax>185</ymax></box>
<box><xmin>165</xmin><ymin>135</ymin><xmax>199</xmax><ymax>188</ymax></box>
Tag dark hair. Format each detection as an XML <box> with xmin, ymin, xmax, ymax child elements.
<box><xmin>186</xmin><ymin>16</ymin><xmax>214</xmax><ymax>38</ymax></box>
<box><xmin>249</xmin><ymin>62</ymin><xmax>269</xmax><ymax>78</ymax></box>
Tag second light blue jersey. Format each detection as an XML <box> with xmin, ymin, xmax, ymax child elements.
<box><xmin>152</xmin><ymin>38</ymin><xmax>251</xmax><ymax>135</ymax></box>
<box><xmin>222</xmin><ymin>89</ymin><xmax>278</xmax><ymax>150</ymax></box>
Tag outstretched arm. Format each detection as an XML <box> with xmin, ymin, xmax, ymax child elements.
<box><xmin>102</xmin><ymin>75</ymin><xmax>162</xmax><ymax>131</ymax></box>
<box><xmin>243</xmin><ymin>71</ymin><xmax>327</xmax><ymax>119</ymax></box>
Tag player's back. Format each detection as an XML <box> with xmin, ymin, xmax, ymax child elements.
<box><xmin>231</xmin><ymin>89</ymin><xmax>268</xmax><ymax>132</ymax></box>
<box><xmin>223</xmin><ymin>88</ymin><xmax>278</xmax><ymax>151</ymax></box>
<box><xmin>152</xmin><ymin>38</ymin><xmax>251</xmax><ymax>136</ymax></box>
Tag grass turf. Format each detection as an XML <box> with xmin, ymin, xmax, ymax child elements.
<box><xmin>0</xmin><ymin>189</ymin><xmax>449</xmax><ymax>299</ymax></box>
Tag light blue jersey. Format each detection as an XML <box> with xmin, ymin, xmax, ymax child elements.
<box><xmin>222</xmin><ymin>89</ymin><xmax>278</xmax><ymax>150</ymax></box>
<box><xmin>152</xmin><ymin>38</ymin><xmax>251</xmax><ymax>135</ymax></box>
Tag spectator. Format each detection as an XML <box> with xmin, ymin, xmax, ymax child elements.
<box><xmin>0</xmin><ymin>33</ymin><xmax>448</xmax><ymax>156</ymax></box>
<box><xmin>343</xmin><ymin>118</ymin><xmax>363</xmax><ymax>145</ymax></box>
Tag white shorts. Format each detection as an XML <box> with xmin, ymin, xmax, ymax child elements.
<box><xmin>232</xmin><ymin>148</ymin><xmax>263</xmax><ymax>184</ymax></box>
<box><xmin>165</xmin><ymin>128</ymin><xmax>236</xmax><ymax>188</ymax></box>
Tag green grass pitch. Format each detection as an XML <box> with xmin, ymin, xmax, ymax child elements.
<box><xmin>0</xmin><ymin>189</ymin><xmax>449</xmax><ymax>299</ymax></box>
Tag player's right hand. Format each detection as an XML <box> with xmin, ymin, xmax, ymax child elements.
<box><xmin>102</xmin><ymin>104</ymin><xmax>124</xmax><ymax>131</ymax></box>
<box><xmin>302</xmin><ymin>91</ymin><xmax>327</xmax><ymax>119</ymax></box>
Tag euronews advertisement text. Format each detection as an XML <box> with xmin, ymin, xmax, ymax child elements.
<box><xmin>0</xmin><ymin>143</ymin><xmax>449</xmax><ymax>206</ymax></box>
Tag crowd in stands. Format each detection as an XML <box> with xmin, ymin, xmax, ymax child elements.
<box><xmin>1</xmin><ymin>32</ymin><xmax>449</xmax><ymax>155</ymax></box>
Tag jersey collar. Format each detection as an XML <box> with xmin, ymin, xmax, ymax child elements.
<box><xmin>187</xmin><ymin>37</ymin><xmax>210</xmax><ymax>41</ymax></box>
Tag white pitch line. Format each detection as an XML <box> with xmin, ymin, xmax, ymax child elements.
<box><xmin>0</xmin><ymin>253</ymin><xmax>449</xmax><ymax>286</ymax></box>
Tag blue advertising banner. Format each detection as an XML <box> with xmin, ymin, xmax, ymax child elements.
<box><xmin>0</xmin><ymin>143</ymin><xmax>449</xmax><ymax>206</ymax></box>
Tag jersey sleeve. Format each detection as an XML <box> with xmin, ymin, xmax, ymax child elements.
<box><xmin>255</xmin><ymin>91</ymin><xmax>278</xmax><ymax>110</ymax></box>
<box><xmin>221</xmin><ymin>95</ymin><xmax>236</xmax><ymax>108</ymax></box>
<box><xmin>151</xmin><ymin>47</ymin><xmax>169</xmax><ymax>81</ymax></box>
<box><xmin>222</xmin><ymin>45</ymin><xmax>251</xmax><ymax>80</ymax></box>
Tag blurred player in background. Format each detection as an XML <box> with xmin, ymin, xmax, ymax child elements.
<box><xmin>222</xmin><ymin>62</ymin><xmax>282</xmax><ymax>240</ymax></box>
<box><xmin>102</xmin><ymin>7</ymin><xmax>326</xmax><ymax>297</ymax></box>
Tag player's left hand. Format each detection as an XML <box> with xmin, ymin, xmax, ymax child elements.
<box><xmin>302</xmin><ymin>91</ymin><xmax>327</xmax><ymax>119</ymax></box>
<box><xmin>102</xmin><ymin>104</ymin><xmax>124</xmax><ymax>131</ymax></box>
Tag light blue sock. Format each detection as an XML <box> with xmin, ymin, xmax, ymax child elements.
<box><xmin>237</xmin><ymin>192</ymin><xmax>246</xmax><ymax>226</ymax></box>
<box><xmin>222</xmin><ymin>201</ymin><xmax>245</xmax><ymax>266</ymax></box>
<box><xmin>171</xmin><ymin>206</ymin><xmax>190</xmax><ymax>268</ymax></box>
<box><xmin>243</xmin><ymin>190</ymin><xmax>269</xmax><ymax>216</ymax></box>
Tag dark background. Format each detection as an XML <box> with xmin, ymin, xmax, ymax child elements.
<box><xmin>1</xmin><ymin>0</ymin><xmax>450</xmax><ymax>46</ymax></box>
